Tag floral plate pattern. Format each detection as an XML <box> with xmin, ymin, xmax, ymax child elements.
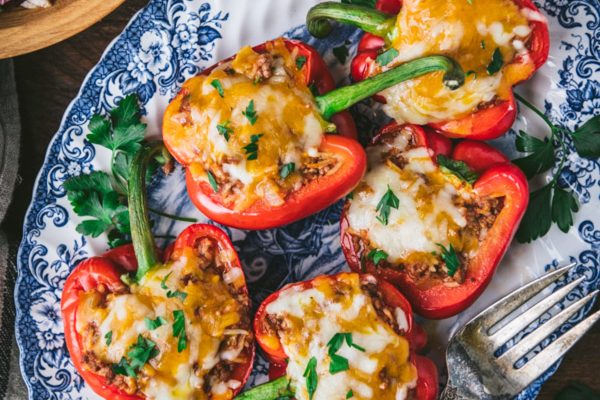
<box><xmin>15</xmin><ymin>0</ymin><xmax>600</xmax><ymax>398</ymax></box>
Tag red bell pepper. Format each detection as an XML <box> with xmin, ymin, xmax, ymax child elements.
<box><xmin>307</xmin><ymin>0</ymin><xmax>550</xmax><ymax>140</ymax></box>
<box><xmin>61</xmin><ymin>144</ymin><xmax>254</xmax><ymax>399</ymax></box>
<box><xmin>340</xmin><ymin>124</ymin><xmax>529</xmax><ymax>319</ymax></box>
<box><xmin>235</xmin><ymin>272</ymin><xmax>438</xmax><ymax>400</ymax></box>
<box><xmin>163</xmin><ymin>38</ymin><xmax>465</xmax><ymax>230</ymax></box>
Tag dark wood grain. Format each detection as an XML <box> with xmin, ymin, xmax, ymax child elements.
<box><xmin>5</xmin><ymin>1</ymin><xmax>600</xmax><ymax>398</ymax></box>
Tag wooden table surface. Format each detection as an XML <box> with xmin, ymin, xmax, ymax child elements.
<box><xmin>5</xmin><ymin>1</ymin><xmax>600</xmax><ymax>398</ymax></box>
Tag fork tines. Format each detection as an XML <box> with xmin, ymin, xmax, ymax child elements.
<box><xmin>466</xmin><ymin>262</ymin><xmax>599</xmax><ymax>387</ymax></box>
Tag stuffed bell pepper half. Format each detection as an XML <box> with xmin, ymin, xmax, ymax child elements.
<box><xmin>340</xmin><ymin>124</ymin><xmax>529</xmax><ymax>319</ymax></box>
<box><xmin>307</xmin><ymin>0</ymin><xmax>550</xmax><ymax>139</ymax></box>
<box><xmin>61</xmin><ymin>144</ymin><xmax>254</xmax><ymax>400</ymax></box>
<box><xmin>236</xmin><ymin>272</ymin><xmax>438</xmax><ymax>400</ymax></box>
<box><xmin>163</xmin><ymin>38</ymin><xmax>465</xmax><ymax>229</ymax></box>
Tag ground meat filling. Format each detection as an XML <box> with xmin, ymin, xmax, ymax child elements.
<box><xmin>78</xmin><ymin>237</ymin><xmax>252</xmax><ymax>398</ymax></box>
<box><xmin>350</xmin><ymin>129</ymin><xmax>505</xmax><ymax>286</ymax></box>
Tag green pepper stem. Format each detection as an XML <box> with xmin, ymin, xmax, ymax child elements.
<box><xmin>316</xmin><ymin>55</ymin><xmax>465</xmax><ymax>120</ymax></box>
<box><xmin>129</xmin><ymin>142</ymin><xmax>164</xmax><ymax>282</ymax></box>
<box><xmin>234</xmin><ymin>376</ymin><xmax>294</xmax><ymax>400</ymax></box>
<box><xmin>307</xmin><ymin>2</ymin><xmax>396</xmax><ymax>41</ymax></box>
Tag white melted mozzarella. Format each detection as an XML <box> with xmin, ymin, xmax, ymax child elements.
<box><xmin>347</xmin><ymin>137</ymin><xmax>468</xmax><ymax>263</ymax></box>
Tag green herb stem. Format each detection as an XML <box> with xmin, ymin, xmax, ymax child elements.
<box><xmin>307</xmin><ymin>2</ymin><xmax>396</xmax><ymax>41</ymax></box>
<box><xmin>234</xmin><ymin>376</ymin><xmax>294</xmax><ymax>400</ymax></box>
<box><xmin>147</xmin><ymin>207</ymin><xmax>198</xmax><ymax>223</ymax></box>
<box><xmin>514</xmin><ymin>92</ymin><xmax>556</xmax><ymax>131</ymax></box>
<box><xmin>316</xmin><ymin>55</ymin><xmax>464</xmax><ymax>120</ymax></box>
<box><xmin>129</xmin><ymin>142</ymin><xmax>164</xmax><ymax>282</ymax></box>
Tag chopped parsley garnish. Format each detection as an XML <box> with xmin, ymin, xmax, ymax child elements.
<box><xmin>326</xmin><ymin>333</ymin><xmax>365</xmax><ymax>374</ymax></box>
<box><xmin>346</xmin><ymin>390</ymin><xmax>354</xmax><ymax>399</ymax></box>
<box><xmin>296</xmin><ymin>55</ymin><xmax>307</xmax><ymax>70</ymax></box>
<box><xmin>329</xmin><ymin>354</ymin><xmax>349</xmax><ymax>374</ymax></box>
<box><xmin>303</xmin><ymin>357</ymin><xmax>318</xmax><ymax>400</ymax></box>
<box><xmin>243</xmin><ymin>133</ymin><xmax>264</xmax><ymax>161</ymax></box>
<box><xmin>242</xmin><ymin>100</ymin><xmax>258</xmax><ymax>125</ymax></box>
<box><xmin>160</xmin><ymin>272</ymin><xmax>172</xmax><ymax>290</ymax></box>
<box><xmin>172</xmin><ymin>310</ymin><xmax>188</xmax><ymax>353</ymax></box>
<box><xmin>466</xmin><ymin>70</ymin><xmax>477</xmax><ymax>79</ymax></box>
<box><xmin>481</xmin><ymin>40</ymin><xmax>486</xmax><ymax>49</ymax></box>
<box><xmin>367</xmin><ymin>248</ymin><xmax>388</xmax><ymax>265</ymax></box>
<box><xmin>161</xmin><ymin>272</ymin><xmax>187</xmax><ymax>301</ymax></box>
<box><xmin>166</xmin><ymin>289</ymin><xmax>188</xmax><ymax>302</ymax></box>
<box><xmin>279</xmin><ymin>163</ymin><xmax>295</xmax><ymax>179</ymax></box>
<box><xmin>308</xmin><ymin>83</ymin><xmax>319</xmax><ymax>97</ymax></box>
<box><xmin>104</xmin><ymin>331</ymin><xmax>112</xmax><ymax>346</ymax></box>
<box><xmin>436</xmin><ymin>243</ymin><xmax>461</xmax><ymax>277</ymax></box>
<box><xmin>207</xmin><ymin>171</ymin><xmax>219</xmax><ymax>192</ymax></box>
<box><xmin>376</xmin><ymin>185</ymin><xmax>400</xmax><ymax>225</ymax></box>
<box><xmin>217</xmin><ymin>120</ymin><xmax>233</xmax><ymax>141</ymax></box>
<box><xmin>145</xmin><ymin>316</ymin><xmax>167</xmax><ymax>330</ymax></box>
<box><xmin>113</xmin><ymin>335</ymin><xmax>159</xmax><ymax>377</ymax></box>
<box><xmin>211</xmin><ymin>79</ymin><xmax>225</xmax><ymax>97</ymax></box>
<box><xmin>376</xmin><ymin>48</ymin><xmax>399</xmax><ymax>67</ymax></box>
<box><xmin>487</xmin><ymin>48</ymin><xmax>504</xmax><ymax>75</ymax></box>
<box><xmin>437</xmin><ymin>155</ymin><xmax>479</xmax><ymax>184</ymax></box>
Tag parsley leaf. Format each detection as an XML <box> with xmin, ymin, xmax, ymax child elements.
<box><xmin>512</xmin><ymin>132</ymin><xmax>555</xmax><ymax>179</ymax></box>
<box><xmin>571</xmin><ymin>115</ymin><xmax>600</xmax><ymax>159</ymax></box>
<box><xmin>552</xmin><ymin>186</ymin><xmax>580</xmax><ymax>233</ymax></box>
<box><xmin>207</xmin><ymin>171</ymin><xmax>219</xmax><ymax>192</ymax></box>
<box><xmin>172</xmin><ymin>310</ymin><xmax>188</xmax><ymax>352</ymax></box>
<box><xmin>243</xmin><ymin>133</ymin><xmax>263</xmax><ymax>161</ymax></box>
<box><xmin>481</xmin><ymin>40</ymin><xmax>486</xmax><ymax>49</ymax></box>
<box><xmin>376</xmin><ymin>185</ymin><xmax>400</xmax><ymax>225</ymax></box>
<box><xmin>367</xmin><ymin>248</ymin><xmax>388</xmax><ymax>265</ymax></box>
<box><xmin>279</xmin><ymin>163</ymin><xmax>295</xmax><ymax>179</ymax></box>
<box><xmin>329</xmin><ymin>353</ymin><xmax>349</xmax><ymax>374</ymax></box>
<box><xmin>376</xmin><ymin>48</ymin><xmax>399</xmax><ymax>67</ymax></box>
<box><xmin>242</xmin><ymin>100</ymin><xmax>258</xmax><ymax>125</ymax></box>
<box><xmin>327</xmin><ymin>333</ymin><xmax>365</xmax><ymax>355</ymax></box>
<box><xmin>211</xmin><ymin>79</ymin><xmax>225</xmax><ymax>97</ymax></box>
<box><xmin>145</xmin><ymin>316</ymin><xmax>167</xmax><ymax>330</ymax></box>
<box><xmin>516</xmin><ymin>184</ymin><xmax>553</xmax><ymax>243</ymax></box>
<box><xmin>166</xmin><ymin>289</ymin><xmax>188</xmax><ymax>302</ymax></box>
<box><xmin>487</xmin><ymin>48</ymin><xmax>504</xmax><ymax>75</ymax></box>
<box><xmin>296</xmin><ymin>55</ymin><xmax>307</xmax><ymax>70</ymax></box>
<box><xmin>216</xmin><ymin>120</ymin><xmax>233</xmax><ymax>141</ymax></box>
<box><xmin>127</xmin><ymin>335</ymin><xmax>159</xmax><ymax>370</ymax></box>
<box><xmin>64</xmin><ymin>172</ymin><xmax>129</xmax><ymax>238</ymax></box>
<box><xmin>303</xmin><ymin>357</ymin><xmax>318</xmax><ymax>400</ymax></box>
<box><xmin>436</xmin><ymin>243</ymin><xmax>460</xmax><ymax>277</ymax></box>
<box><xmin>114</xmin><ymin>334</ymin><xmax>159</xmax><ymax>377</ymax></box>
<box><xmin>437</xmin><ymin>155</ymin><xmax>479</xmax><ymax>184</ymax></box>
<box><xmin>105</xmin><ymin>331</ymin><xmax>113</xmax><ymax>346</ymax></box>
<box><xmin>346</xmin><ymin>390</ymin><xmax>354</xmax><ymax>399</ymax></box>
<box><xmin>160</xmin><ymin>272</ymin><xmax>172</xmax><ymax>290</ymax></box>
<box><xmin>87</xmin><ymin>94</ymin><xmax>146</xmax><ymax>155</ymax></box>
<box><xmin>333</xmin><ymin>44</ymin><xmax>350</xmax><ymax>64</ymax></box>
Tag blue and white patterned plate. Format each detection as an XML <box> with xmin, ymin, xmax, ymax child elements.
<box><xmin>15</xmin><ymin>0</ymin><xmax>600</xmax><ymax>398</ymax></box>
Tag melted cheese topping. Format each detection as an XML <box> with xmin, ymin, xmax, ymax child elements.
<box><xmin>379</xmin><ymin>0</ymin><xmax>538</xmax><ymax>124</ymax></box>
<box><xmin>265</xmin><ymin>274</ymin><xmax>417</xmax><ymax>400</ymax></box>
<box><xmin>163</xmin><ymin>39</ymin><xmax>333</xmax><ymax>210</ymax></box>
<box><xmin>76</xmin><ymin>246</ymin><xmax>249</xmax><ymax>400</ymax></box>
<box><xmin>347</xmin><ymin>131</ymin><xmax>477</xmax><ymax>264</ymax></box>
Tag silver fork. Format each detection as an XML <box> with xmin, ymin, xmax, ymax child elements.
<box><xmin>440</xmin><ymin>263</ymin><xmax>600</xmax><ymax>399</ymax></box>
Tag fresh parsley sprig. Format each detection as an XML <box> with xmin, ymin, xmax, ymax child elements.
<box><xmin>113</xmin><ymin>334</ymin><xmax>159</xmax><ymax>377</ymax></box>
<box><xmin>64</xmin><ymin>94</ymin><xmax>196</xmax><ymax>247</ymax></box>
<box><xmin>172</xmin><ymin>310</ymin><xmax>188</xmax><ymax>353</ymax></box>
<box><xmin>303</xmin><ymin>357</ymin><xmax>318</xmax><ymax>400</ymax></box>
<box><xmin>435</xmin><ymin>243</ymin><xmax>460</xmax><ymax>277</ymax></box>
<box><xmin>512</xmin><ymin>93</ymin><xmax>600</xmax><ymax>243</ymax></box>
